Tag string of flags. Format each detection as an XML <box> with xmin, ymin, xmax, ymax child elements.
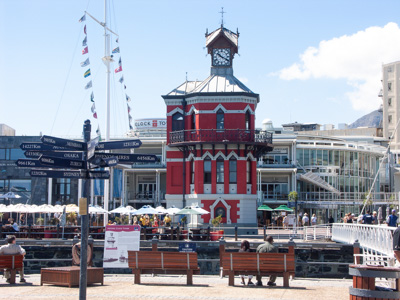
<box><xmin>112</xmin><ymin>33</ymin><xmax>133</xmax><ymax>131</ymax></box>
<box><xmin>79</xmin><ymin>13</ymin><xmax>100</xmax><ymax>132</ymax></box>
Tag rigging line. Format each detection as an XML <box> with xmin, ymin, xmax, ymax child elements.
<box><xmin>360</xmin><ymin>116</ymin><xmax>400</xmax><ymax>215</ymax></box>
<box><xmin>111</xmin><ymin>72</ymin><xmax>124</xmax><ymax>137</ymax></box>
<box><xmin>50</xmin><ymin>25</ymin><xmax>83</xmax><ymax>135</ymax></box>
<box><xmin>66</xmin><ymin>62</ymin><xmax>103</xmax><ymax>135</ymax></box>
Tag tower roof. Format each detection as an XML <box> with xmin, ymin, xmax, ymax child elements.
<box><xmin>206</xmin><ymin>27</ymin><xmax>239</xmax><ymax>49</ymax></box>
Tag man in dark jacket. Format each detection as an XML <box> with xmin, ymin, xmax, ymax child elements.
<box><xmin>256</xmin><ymin>235</ymin><xmax>278</xmax><ymax>286</ymax></box>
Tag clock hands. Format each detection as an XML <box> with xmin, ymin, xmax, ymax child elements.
<box><xmin>217</xmin><ymin>53</ymin><xmax>229</xmax><ymax>62</ymax></box>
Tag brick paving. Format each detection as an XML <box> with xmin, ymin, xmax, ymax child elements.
<box><xmin>0</xmin><ymin>274</ymin><xmax>351</xmax><ymax>300</ymax></box>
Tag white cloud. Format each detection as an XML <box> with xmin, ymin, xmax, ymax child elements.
<box><xmin>278</xmin><ymin>22</ymin><xmax>400</xmax><ymax>111</ymax></box>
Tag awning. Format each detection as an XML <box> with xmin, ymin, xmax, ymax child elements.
<box><xmin>274</xmin><ymin>205</ymin><xmax>293</xmax><ymax>212</ymax></box>
<box><xmin>257</xmin><ymin>205</ymin><xmax>274</xmax><ymax>211</ymax></box>
<box><xmin>298</xmin><ymin>171</ymin><xmax>341</xmax><ymax>196</ymax></box>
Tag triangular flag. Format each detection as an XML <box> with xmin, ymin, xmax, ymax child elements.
<box><xmin>126</xmin><ymin>94</ymin><xmax>131</xmax><ymax>102</ymax></box>
<box><xmin>127</xmin><ymin>104</ymin><xmax>131</xmax><ymax>113</ymax></box>
<box><xmin>128</xmin><ymin>114</ymin><xmax>132</xmax><ymax>121</ymax></box>
<box><xmin>116</xmin><ymin>37</ymin><xmax>119</xmax><ymax>43</ymax></box>
<box><xmin>91</xmin><ymin>103</ymin><xmax>96</xmax><ymax>113</ymax></box>
<box><xmin>93</xmin><ymin>112</ymin><xmax>97</xmax><ymax>119</ymax></box>
<box><xmin>82</xmin><ymin>36</ymin><xmax>87</xmax><ymax>47</ymax></box>
<box><xmin>90</xmin><ymin>92</ymin><xmax>94</xmax><ymax>102</ymax></box>
<box><xmin>96</xmin><ymin>125</ymin><xmax>102</xmax><ymax>141</ymax></box>
<box><xmin>119</xmin><ymin>76</ymin><xmax>124</xmax><ymax>83</ymax></box>
<box><xmin>82</xmin><ymin>47</ymin><xmax>88</xmax><ymax>55</ymax></box>
<box><xmin>124</xmin><ymin>84</ymin><xmax>126</xmax><ymax>90</ymax></box>
<box><xmin>80</xmin><ymin>58</ymin><xmax>90</xmax><ymax>67</ymax></box>
<box><xmin>79</xmin><ymin>14</ymin><xmax>86</xmax><ymax>22</ymax></box>
<box><xmin>84</xmin><ymin>69</ymin><xmax>91</xmax><ymax>78</ymax></box>
<box><xmin>112</xmin><ymin>47</ymin><xmax>120</xmax><ymax>53</ymax></box>
<box><xmin>118</xmin><ymin>57</ymin><xmax>122</xmax><ymax>66</ymax></box>
<box><xmin>129</xmin><ymin>124</ymin><xmax>133</xmax><ymax>130</ymax></box>
<box><xmin>84</xmin><ymin>25</ymin><xmax>87</xmax><ymax>35</ymax></box>
<box><xmin>114</xmin><ymin>66</ymin><xmax>122</xmax><ymax>73</ymax></box>
<box><xmin>85</xmin><ymin>81</ymin><xmax>92</xmax><ymax>89</ymax></box>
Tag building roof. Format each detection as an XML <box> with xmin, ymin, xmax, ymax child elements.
<box><xmin>166</xmin><ymin>81</ymin><xmax>200</xmax><ymax>96</ymax></box>
<box><xmin>205</xmin><ymin>27</ymin><xmax>239</xmax><ymax>48</ymax></box>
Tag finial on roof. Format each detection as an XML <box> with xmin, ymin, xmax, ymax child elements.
<box><xmin>219</xmin><ymin>7</ymin><xmax>226</xmax><ymax>28</ymax></box>
<box><xmin>205</xmin><ymin>28</ymin><xmax>208</xmax><ymax>37</ymax></box>
<box><xmin>186</xmin><ymin>72</ymin><xmax>188</xmax><ymax>81</ymax></box>
<box><xmin>236</xmin><ymin>28</ymin><xmax>240</xmax><ymax>37</ymax></box>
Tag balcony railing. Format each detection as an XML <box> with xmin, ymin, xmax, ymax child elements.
<box><xmin>169</xmin><ymin>129</ymin><xmax>272</xmax><ymax>145</ymax></box>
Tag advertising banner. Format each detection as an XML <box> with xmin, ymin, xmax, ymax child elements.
<box><xmin>103</xmin><ymin>225</ymin><xmax>141</xmax><ymax>268</ymax></box>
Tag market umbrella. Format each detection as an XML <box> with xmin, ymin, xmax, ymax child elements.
<box><xmin>109</xmin><ymin>205</ymin><xmax>135</xmax><ymax>214</ymax></box>
<box><xmin>0</xmin><ymin>192</ymin><xmax>21</xmax><ymax>204</ymax></box>
<box><xmin>257</xmin><ymin>204</ymin><xmax>274</xmax><ymax>211</ymax></box>
<box><xmin>89</xmin><ymin>205</ymin><xmax>109</xmax><ymax>214</ymax></box>
<box><xmin>155</xmin><ymin>206</ymin><xmax>168</xmax><ymax>214</ymax></box>
<box><xmin>175</xmin><ymin>206</ymin><xmax>207</xmax><ymax>228</ymax></box>
<box><xmin>191</xmin><ymin>205</ymin><xmax>210</xmax><ymax>214</ymax></box>
<box><xmin>273</xmin><ymin>205</ymin><xmax>294</xmax><ymax>212</ymax></box>
<box><xmin>166</xmin><ymin>206</ymin><xmax>181</xmax><ymax>215</ymax></box>
<box><xmin>131</xmin><ymin>205</ymin><xmax>159</xmax><ymax>215</ymax></box>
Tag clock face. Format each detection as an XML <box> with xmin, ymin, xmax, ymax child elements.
<box><xmin>212</xmin><ymin>48</ymin><xmax>231</xmax><ymax>66</ymax></box>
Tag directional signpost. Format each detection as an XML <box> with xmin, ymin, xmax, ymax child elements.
<box><xmin>92</xmin><ymin>153</ymin><xmax>157</xmax><ymax>163</ymax></box>
<box><xmin>96</xmin><ymin>139</ymin><xmax>141</xmax><ymax>150</ymax></box>
<box><xmin>41</xmin><ymin>135</ymin><xmax>86</xmax><ymax>151</ymax></box>
<box><xmin>39</xmin><ymin>156</ymin><xmax>86</xmax><ymax>169</ymax></box>
<box><xmin>30</xmin><ymin>169</ymin><xmax>83</xmax><ymax>179</ymax></box>
<box><xmin>24</xmin><ymin>151</ymin><xmax>84</xmax><ymax>160</ymax></box>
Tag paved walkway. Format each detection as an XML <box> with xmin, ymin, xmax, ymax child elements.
<box><xmin>0</xmin><ymin>274</ymin><xmax>351</xmax><ymax>300</ymax></box>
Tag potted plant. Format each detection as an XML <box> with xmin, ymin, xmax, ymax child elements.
<box><xmin>36</xmin><ymin>217</ymin><xmax>44</xmax><ymax>225</ymax></box>
<box><xmin>66</xmin><ymin>212</ymin><xmax>77</xmax><ymax>225</ymax></box>
<box><xmin>44</xmin><ymin>217</ymin><xmax>59</xmax><ymax>238</ymax></box>
<box><xmin>210</xmin><ymin>215</ymin><xmax>223</xmax><ymax>241</ymax></box>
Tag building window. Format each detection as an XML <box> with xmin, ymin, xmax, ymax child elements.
<box><xmin>389</xmin><ymin>115</ymin><xmax>392</xmax><ymax>123</ymax></box>
<box><xmin>229</xmin><ymin>157</ymin><xmax>237</xmax><ymax>183</ymax></box>
<box><xmin>216</xmin><ymin>109</ymin><xmax>224</xmax><ymax>129</ymax></box>
<box><xmin>246</xmin><ymin>159</ymin><xmax>251</xmax><ymax>183</ymax></box>
<box><xmin>388</xmin><ymin>82</ymin><xmax>392</xmax><ymax>92</ymax></box>
<box><xmin>216</xmin><ymin>157</ymin><xmax>224</xmax><ymax>183</ymax></box>
<box><xmin>190</xmin><ymin>159</ymin><xmax>195</xmax><ymax>184</ymax></box>
<box><xmin>53</xmin><ymin>178</ymin><xmax>71</xmax><ymax>205</ymax></box>
<box><xmin>191</xmin><ymin>112</ymin><xmax>196</xmax><ymax>130</ymax></box>
<box><xmin>172</xmin><ymin>112</ymin><xmax>184</xmax><ymax>131</ymax></box>
<box><xmin>245</xmin><ymin>111</ymin><xmax>251</xmax><ymax>130</ymax></box>
<box><xmin>204</xmin><ymin>157</ymin><xmax>212</xmax><ymax>184</ymax></box>
<box><xmin>388</xmin><ymin>98</ymin><xmax>392</xmax><ymax>106</ymax></box>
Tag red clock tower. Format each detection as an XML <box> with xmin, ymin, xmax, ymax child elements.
<box><xmin>162</xmin><ymin>25</ymin><xmax>273</xmax><ymax>225</ymax></box>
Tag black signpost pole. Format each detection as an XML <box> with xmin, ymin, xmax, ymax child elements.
<box><xmin>79</xmin><ymin>120</ymin><xmax>91</xmax><ymax>300</ymax></box>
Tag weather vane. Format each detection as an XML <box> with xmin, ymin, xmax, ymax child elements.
<box><xmin>219</xmin><ymin>7</ymin><xmax>226</xmax><ymax>27</ymax></box>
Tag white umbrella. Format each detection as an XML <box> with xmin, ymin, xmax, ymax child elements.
<box><xmin>191</xmin><ymin>205</ymin><xmax>210</xmax><ymax>214</ymax></box>
<box><xmin>0</xmin><ymin>192</ymin><xmax>21</xmax><ymax>200</ymax></box>
<box><xmin>155</xmin><ymin>206</ymin><xmax>168</xmax><ymax>214</ymax></box>
<box><xmin>89</xmin><ymin>205</ymin><xmax>109</xmax><ymax>214</ymax></box>
<box><xmin>166</xmin><ymin>206</ymin><xmax>182</xmax><ymax>215</ymax></box>
<box><xmin>131</xmin><ymin>205</ymin><xmax>159</xmax><ymax>215</ymax></box>
<box><xmin>109</xmin><ymin>205</ymin><xmax>135</xmax><ymax>214</ymax></box>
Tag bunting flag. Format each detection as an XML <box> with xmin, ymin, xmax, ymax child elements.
<box><xmin>119</xmin><ymin>76</ymin><xmax>124</xmax><ymax>83</ymax></box>
<box><xmin>84</xmin><ymin>69</ymin><xmax>91</xmax><ymax>78</ymax></box>
<box><xmin>85</xmin><ymin>80</ymin><xmax>92</xmax><ymax>89</ymax></box>
<box><xmin>93</xmin><ymin>112</ymin><xmax>98</xmax><ymax>119</ymax></box>
<box><xmin>127</xmin><ymin>104</ymin><xmax>131</xmax><ymax>113</ymax></box>
<box><xmin>116</xmin><ymin>37</ymin><xmax>119</xmax><ymax>43</ymax></box>
<box><xmin>79</xmin><ymin>14</ymin><xmax>86</xmax><ymax>22</ymax></box>
<box><xmin>126</xmin><ymin>94</ymin><xmax>131</xmax><ymax>102</ymax></box>
<box><xmin>90</xmin><ymin>92</ymin><xmax>94</xmax><ymax>102</ymax></box>
<box><xmin>91</xmin><ymin>103</ymin><xmax>97</xmax><ymax>119</ymax></box>
<box><xmin>80</xmin><ymin>58</ymin><xmax>90</xmax><ymax>67</ymax></box>
<box><xmin>96</xmin><ymin>125</ymin><xmax>102</xmax><ymax>141</ymax></box>
<box><xmin>118</xmin><ymin>57</ymin><xmax>122</xmax><ymax>66</ymax></box>
<box><xmin>84</xmin><ymin>25</ymin><xmax>87</xmax><ymax>35</ymax></box>
<box><xmin>82</xmin><ymin>36</ymin><xmax>87</xmax><ymax>47</ymax></box>
<box><xmin>114</xmin><ymin>66</ymin><xmax>122</xmax><ymax>73</ymax></box>
<box><xmin>112</xmin><ymin>47</ymin><xmax>120</xmax><ymax>53</ymax></box>
<box><xmin>129</xmin><ymin>124</ymin><xmax>133</xmax><ymax>130</ymax></box>
<box><xmin>124</xmin><ymin>84</ymin><xmax>126</xmax><ymax>90</ymax></box>
<box><xmin>82</xmin><ymin>47</ymin><xmax>88</xmax><ymax>55</ymax></box>
<box><xmin>128</xmin><ymin>114</ymin><xmax>132</xmax><ymax>121</ymax></box>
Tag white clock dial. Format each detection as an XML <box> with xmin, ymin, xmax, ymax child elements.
<box><xmin>213</xmin><ymin>48</ymin><xmax>231</xmax><ymax>66</ymax></box>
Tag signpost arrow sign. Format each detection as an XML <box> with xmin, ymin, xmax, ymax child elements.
<box><xmin>93</xmin><ymin>153</ymin><xmax>157</xmax><ymax>163</ymax></box>
<box><xmin>39</xmin><ymin>155</ymin><xmax>86</xmax><ymax>169</ymax></box>
<box><xmin>89</xmin><ymin>156</ymin><xmax>119</xmax><ymax>168</ymax></box>
<box><xmin>16</xmin><ymin>159</ymin><xmax>42</xmax><ymax>168</ymax></box>
<box><xmin>95</xmin><ymin>139</ymin><xmax>141</xmax><ymax>150</ymax></box>
<box><xmin>87</xmin><ymin>170</ymin><xmax>110</xmax><ymax>179</ymax></box>
<box><xmin>30</xmin><ymin>169</ymin><xmax>83</xmax><ymax>179</ymax></box>
<box><xmin>24</xmin><ymin>151</ymin><xmax>84</xmax><ymax>160</ymax></box>
<box><xmin>87</xmin><ymin>136</ymin><xmax>99</xmax><ymax>160</ymax></box>
<box><xmin>41</xmin><ymin>135</ymin><xmax>86</xmax><ymax>151</ymax></box>
<box><xmin>20</xmin><ymin>142</ymin><xmax>67</xmax><ymax>151</ymax></box>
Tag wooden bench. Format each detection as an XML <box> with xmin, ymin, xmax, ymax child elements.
<box><xmin>0</xmin><ymin>255</ymin><xmax>24</xmax><ymax>284</ymax></box>
<box><xmin>220</xmin><ymin>243</ymin><xmax>295</xmax><ymax>287</ymax></box>
<box><xmin>127</xmin><ymin>251</ymin><xmax>200</xmax><ymax>285</ymax></box>
<box><xmin>40</xmin><ymin>266</ymin><xmax>104</xmax><ymax>287</ymax></box>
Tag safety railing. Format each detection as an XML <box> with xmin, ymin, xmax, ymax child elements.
<box><xmin>303</xmin><ymin>224</ymin><xmax>333</xmax><ymax>241</ymax></box>
<box><xmin>332</xmin><ymin>223</ymin><xmax>395</xmax><ymax>257</ymax></box>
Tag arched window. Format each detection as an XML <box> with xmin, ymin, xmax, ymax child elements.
<box><xmin>246</xmin><ymin>159</ymin><xmax>252</xmax><ymax>183</ymax></box>
<box><xmin>216</xmin><ymin>109</ymin><xmax>224</xmax><ymax>129</ymax></box>
<box><xmin>190</xmin><ymin>159</ymin><xmax>195</xmax><ymax>184</ymax></box>
<box><xmin>245</xmin><ymin>111</ymin><xmax>251</xmax><ymax>130</ymax></box>
<box><xmin>172</xmin><ymin>112</ymin><xmax>184</xmax><ymax>131</ymax></box>
<box><xmin>216</xmin><ymin>157</ymin><xmax>224</xmax><ymax>183</ymax></box>
<box><xmin>229</xmin><ymin>157</ymin><xmax>237</xmax><ymax>183</ymax></box>
<box><xmin>191</xmin><ymin>112</ymin><xmax>196</xmax><ymax>130</ymax></box>
<box><xmin>204</xmin><ymin>157</ymin><xmax>212</xmax><ymax>184</ymax></box>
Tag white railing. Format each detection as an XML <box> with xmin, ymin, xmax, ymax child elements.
<box><xmin>303</xmin><ymin>224</ymin><xmax>332</xmax><ymax>241</ymax></box>
<box><xmin>332</xmin><ymin>223</ymin><xmax>395</xmax><ymax>257</ymax></box>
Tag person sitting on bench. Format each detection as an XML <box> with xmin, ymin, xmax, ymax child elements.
<box><xmin>256</xmin><ymin>235</ymin><xmax>278</xmax><ymax>286</ymax></box>
<box><xmin>0</xmin><ymin>235</ymin><xmax>26</xmax><ymax>283</ymax></box>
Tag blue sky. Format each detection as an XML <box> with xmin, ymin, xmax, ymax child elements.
<box><xmin>2</xmin><ymin>0</ymin><xmax>400</xmax><ymax>137</ymax></box>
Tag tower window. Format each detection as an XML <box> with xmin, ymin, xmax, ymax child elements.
<box><xmin>216</xmin><ymin>157</ymin><xmax>224</xmax><ymax>183</ymax></box>
<box><xmin>190</xmin><ymin>159</ymin><xmax>195</xmax><ymax>184</ymax></box>
<box><xmin>191</xmin><ymin>112</ymin><xmax>196</xmax><ymax>130</ymax></box>
<box><xmin>204</xmin><ymin>157</ymin><xmax>212</xmax><ymax>184</ymax></box>
<box><xmin>172</xmin><ymin>112</ymin><xmax>184</xmax><ymax>131</ymax></box>
<box><xmin>246</xmin><ymin>159</ymin><xmax>252</xmax><ymax>184</ymax></box>
<box><xmin>389</xmin><ymin>115</ymin><xmax>392</xmax><ymax>123</ymax></box>
<box><xmin>245</xmin><ymin>111</ymin><xmax>251</xmax><ymax>130</ymax></box>
<box><xmin>388</xmin><ymin>82</ymin><xmax>392</xmax><ymax>92</ymax></box>
<box><xmin>388</xmin><ymin>98</ymin><xmax>392</xmax><ymax>106</ymax></box>
<box><xmin>229</xmin><ymin>157</ymin><xmax>237</xmax><ymax>183</ymax></box>
<box><xmin>216</xmin><ymin>109</ymin><xmax>224</xmax><ymax>129</ymax></box>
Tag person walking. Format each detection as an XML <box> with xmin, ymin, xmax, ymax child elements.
<box><xmin>393</xmin><ymin>225</ymin><xmax>400</xmax><ymax>263</ymax></box>
<box><xmin>239</xmin><ymin>240</ymin><xmax>254</xmax><ymax>286</ymax></box>
<box><xmin>256</xmin><ymin>236</ymin><xmax>278</xmax><ymax>287</ymax></box>
<box><xmin>302</xmin><ymin>213</ymin><xmax>309</xmax><ymax>226</ymax></box>
<box><xmin>311</xmin><ymin>214</ymin><xmax>317</xmax><ymax>226</ymax></box>
<box><xmin>387</xmin><ymin>209</ymin><xmax>399</xmax><ymax>227</ymax></box>
<box><xmin>0</xmin><ymin>235</ymin><xmax>26</xmax><ymax>283</ymax></box>
<box><xmin>363</xmin><ymin>211</ymin><xmax>373</xmax><ymax>224</ymax></box>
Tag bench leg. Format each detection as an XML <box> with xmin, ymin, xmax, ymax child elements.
<box><xmin>187</xmin><ymin>270</ymin><xmax>193</xmax><ymax>286</ymax></box>
<box><xmin>133</xmin><ymin>269</ymin><xmax>141</xmax><ymax>284</ymax></box>
<box><xmin>9</xmin><ymin>270</ymin><xmax>16</xmax><ymax>284</ymax></box>
<box><xmin>283</xmin><ymin>272</ymin><xmax>289</xmax><ymax>287</ymax></box>
<box><xmin>228</xmin><ymin>271</ymin><xmax>234</xmax><ymax>286</ymax></box>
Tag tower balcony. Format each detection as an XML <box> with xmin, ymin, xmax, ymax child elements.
<box><xmin>169</xmin><ymin>129</ymin><xmax>273</xmax><ymax>148</ymax></box>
